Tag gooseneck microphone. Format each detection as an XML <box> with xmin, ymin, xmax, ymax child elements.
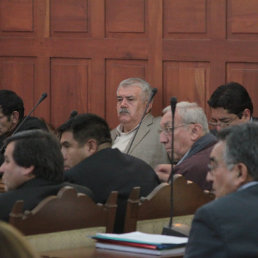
<box><xmin>162</xmin><ymin>97</ymin><xmax>188</xmax><ymax>237</ymax></box>
<box><xmin>168</xmin><ymin>97</ymin><xmax>177</xmax><ymax>227</ymax></box>
<box><xmin>126</xmin><ymin>88</ymin><xmax>158</xmax><ymax>154</ymax></box>
<box><xmin>11</xmin><ymin>93</ymin><xmax>48</xmax><ymax>135</ymax></box>
<box><xmin>69</xmin><ymin>110</ymin><xmax>78</xmax><ymax>119</ymax></box>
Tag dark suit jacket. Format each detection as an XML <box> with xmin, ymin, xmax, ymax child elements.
<box><xmin>0</xmin><ymin>177</ymin><xmax>93</xmax><ymax>222</ymax></box>
<box><xmin>64</xmin><ymin>148</ymin><xmax>160</xmax><ymax>232</ymax></box>
<box><xmin>174</xmin><ymin>133</ymin><xmax>217</xmax><ymax>190</ymax></box>
<box><xmin>185</xmin><ymin>184</ymin><xmax>258</xmax><ymax>258</ymax></box>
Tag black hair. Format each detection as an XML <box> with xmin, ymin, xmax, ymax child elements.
<box><xmin>4</xmin><ymin>130</ymin><xmax>64</xmax><ymax>182</ymax></box>
<box><xmin>208</xmin><ymin>82</ymin><xmax>253</xmax><ymax>117</ymax></box>
<box><xmin>218</xmin><ymin>123</ymin><xmax>258</xmax><ymax>180</ymax></box>
<box><xmin>57</xmin><ymin>113</ymin><xmax>112</xmax><ymax>146</ymax></box>
<box><xmin>0</xmin><ymin>90</ymin><xmax>24</xmax><ymax>121</ymax></box>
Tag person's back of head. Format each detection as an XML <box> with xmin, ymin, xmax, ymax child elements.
<box><xmin>208</xmin><ymin>82</ymin><xmax>253</xmax><ymax>117</ymax></box>
<box><xmin>4</xmin><ymin>129</ymin><xmax>64</xmax><ymax>182</ymax></box>
<box><xmin>0</xmin><ymin>90</ymin><xmax>24</xmax><ymax>122</ymax></box>
<box><xmin>0</xmin><ymin>221</ymin><xmax>39</xmax><ymax>258</ymax></box>
<box><xmin>17</xmin><ymin>116</ymin><xmax>49</xmax><ymax>132</ymax></box>
<box><xmin>217</xmin><ymin>122</ymin><xmax>258</xmax><ymax>181</ymax></box>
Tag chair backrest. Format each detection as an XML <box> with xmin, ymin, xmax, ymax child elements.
<box><xmin>9</xmin><ymin>186</ymin><xmax>118</xmax><ymax>235</ymax></box>
<box><xmin>124</xmin><ymin>175</ymin><xmax>214</xmax><ymax>232</ymax></box>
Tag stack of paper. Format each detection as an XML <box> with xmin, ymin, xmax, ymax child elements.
<box><xmin>92</xmin><ymin>231</ymin><xmax>188</xmax><ymax>256</ymax></box>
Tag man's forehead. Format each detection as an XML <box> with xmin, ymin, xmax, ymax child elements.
<box><xmin>117</xmin><ymin>85</ymin><xmax>143</xmax><ymax>95</ymax></box>
<box><xmin>4</xmin><ymin>141</ymin><xmax>15</xmax><ymax>155</ymax></box>
<box><xmin>211</xmin><ymin>107</ymin><xmax>233</xmax><ymax>119</ymax></box>
<box><xmin>210</xmin><ymin>141</ymin><xmax>225</xmax><ymax>160</ymax></box>
<box><xmin>60</xmin><ymin>131</ymin><xmax>76</xmax><ymax>142</ymax></box>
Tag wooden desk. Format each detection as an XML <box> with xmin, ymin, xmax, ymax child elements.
<box><xmin>41</xmin><ymin>246</ymin><xmax>183</xmax><ymax>258</ymax></box>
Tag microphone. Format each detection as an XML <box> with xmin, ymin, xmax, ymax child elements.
<box><xmin>126</xmin><ymin>88</ymin><xmax>158</xmax><ymax>154</ymax></box>
<box><xmin>69</xmin><ymin>110</ymin><xmax>78</xmax><ymax>119</ymax></box>
<box><xmin>12</xmin><ymin>93</ymin><xmax>48</xmax><ymax>135</ymax></box>
<box><xmin>149</xmin><ymin>88</ymin><xmax>158</xmax><ymax>102</ymax></box>
<box><xmin>170</xmin><ymin>97</ymin><xmax>177</xmax><ymax>116</ymax></box>
<box><xmin>162</xmin><ymin>97</ymin><xmax>188</xmax><ymax>237</ymax></box>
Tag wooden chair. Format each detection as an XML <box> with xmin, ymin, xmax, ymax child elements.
<box><xmin>9</xmin><ymin>186</ymin><xmax>118</xmax><ymax>252</ymax></box>
<box><xmin>9</xmin><ymin>186</ymin><xmax>118</xmax><ymax>235</ymax></box>
<box><xmin>124</xmin><ymin>175</ymin><xmax>214</xmax><ymax>233</ymax></box>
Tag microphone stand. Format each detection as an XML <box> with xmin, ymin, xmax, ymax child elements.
<box><xmin>126</xmin><ymin>88</ymin><xmax>157</xmax><ymax>154</ymax></box>
<box><xmin>12</xmin><ymin>93</ymin><xmax>48</xmax><ymax>135</ymax></box>
<box><xmin>162</xmin><ymin>97</ymin><xmax>189</xmax><ymax>237</ymax></box>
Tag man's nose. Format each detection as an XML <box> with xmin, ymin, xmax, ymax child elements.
<box><xmin>61</xmin><ymin>149</ymin><xmax>67</xmax><ymax>159</ymax></box>
<box><xmin>215</xmin><ymin>124</ymin><xmax>223</xmax><ymax>131</ymax></box>
<box><xmin>120</xmin><ymin>98</ymin><xmax>128</xmax><ymax>107</ymax></box>
<box><xmin>160</xmin><ymin>131</ymin><xmax>167</xmax><ymax>144</ymax></box>
<box><xmin>206</xmin><ymin>170</ymin><xmax>213</xmax><ymax>182</ymax></box>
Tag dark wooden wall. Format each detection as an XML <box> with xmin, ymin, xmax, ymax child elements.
<box><xmin>1</xmin><ymin>0</ymin><xmax>258</xmax><ymax>129</ymax></box>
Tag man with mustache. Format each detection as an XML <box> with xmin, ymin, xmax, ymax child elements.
<box><xmin>111</xmin><ymin>78</ymin><xmax>169</xmax><ymax>169</ymax></box>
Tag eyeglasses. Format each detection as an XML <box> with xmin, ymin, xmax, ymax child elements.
<box><xmin>208</xmin><ymin>114</ymin><xmax>242</xmax><ymax>128</ymax></box>
<box><xmin>208</xmin><ymin>159</ymin><xmax>234</xmax><ymax>175</ymax></box>
<box><xmin>159</xmin><ymin>124</ymin><xmax>187</xmax><ymax>135</ymax></box>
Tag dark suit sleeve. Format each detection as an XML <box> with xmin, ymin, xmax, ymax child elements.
<box><xmin>184</xmin><ymin>207</ymin><xmax>226</xmax><ymax>258</ymax></box>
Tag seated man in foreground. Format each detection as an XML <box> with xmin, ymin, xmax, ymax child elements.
<box><xmin>58</xmin><ymin>113</ymin><xmax>160</xmax><ymax>232</ymax></box>
<box><xmin>0</xmin><ymin>130</ymin><xmax>92</xmax><ymax>221</ymax></box>
<box><xmin>156</xmin><ymin>102</ymin><xmax>217</xmax><ymax>190</ymax></box>
<box><xmin>185</xmin><ymin>123</ymin><xmax>258</xmax><ymax>257</ymax></box>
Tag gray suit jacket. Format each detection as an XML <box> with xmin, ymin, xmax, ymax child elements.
<box><xmin>111</xmin><ymin>113</ymin><xmax>170</xmax><ymax>169</ymax></box>
<box><xmin>185</xmin><ymin>184</ymin><xmax>258</xmax><ymax>258</ymax></box>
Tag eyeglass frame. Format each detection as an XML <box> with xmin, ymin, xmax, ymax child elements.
<box><xmin>159</xmin><ymin>123</ymin><xmax>191</xmax><ymax>135</ymax></box>
<box><xmin>207</xmin><ymin>157</ymin><xmax>235</xmax><ymax>175</ymax></box>
<box><xmin>208</xmin><ymin>112</ymin><xmax>243</xmax><ymax>128</ymax></box>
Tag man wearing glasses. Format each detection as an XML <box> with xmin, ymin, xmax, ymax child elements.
<box><xmin>208</xmin><ymin>82</ymin><xmax>256</xmax><ymax>132</ymax></box>
<box><xmin>156</xmin><ymin>102</ymin><xmax>217</xmax><ymax>190</ymax></box>
<box><xmin>185</xmin><ymin>123</ymin><xmax>258</xmax><ymax>257</ymax></box>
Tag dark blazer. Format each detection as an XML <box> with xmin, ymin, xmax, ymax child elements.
<box><xmin>185</xmin><ymin>184</ymin><xmax>258</xmax><ymax>258</ymax></box>
<box><xmin>174</xmin><ymin>133</ymin><xmax>217</xmax><ymax>190</ymax></box>
<box><xmin>64</xmin><ymin>148</ymin><xmax>160</xmax><ymax>232</ymax></box>
<box><xmin>0</xmin><ymin>177</ymin><xmax>93</xmax><ymax>222</ymax></box>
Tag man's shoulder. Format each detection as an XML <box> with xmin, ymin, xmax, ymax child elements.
<box><xmin>144</xmin><ymin>113</ymin><xmax>161</xmax><ymax>125</ymax></box>
<box><xmin>198</xmin><ymin>185</ymin><xmax>258</xmax><ymax>215</ymax></box>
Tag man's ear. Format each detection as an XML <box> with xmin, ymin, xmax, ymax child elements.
<box><xmin>234</xmin><ymin>163</ymin><xmax>251</xmax><ymax>186</ymax></box>
<box><xmin>11</xmin><ymin>111</ymin><xmax>20</xmax><ymax>125</ymax></box>
<box><xmin>22</xmin><ymin>165</ymin><xmax>35</xmax><ymax>178</ymax></box>
<box><xmin>190</xmin><ymin>124</ymin><xmax>202</xmax><ymax>141</ymax></box>
<box><xmin>86</xmin><ymin>139</ymin><xmax>98</xmax><ymax>154</ymax></box>
<box><xmin>146</xmin><ymin>101</ymin><xmax>153</xmax><ymax>113</ymax></box>
<box><xmin>241</xmin><ymin>108</ymin><xmax>251</xmax><ymax>121</ymax></box>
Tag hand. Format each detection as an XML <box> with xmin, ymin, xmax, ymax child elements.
<box><xmin>155</xmin><ymin>164</ymin><xmax>172</xmax><ymax>182</ymax></box>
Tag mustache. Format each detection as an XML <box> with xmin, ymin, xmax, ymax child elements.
<box><xmin>119</xmin><ymin>108</ymin><xmax>130</xmax><ymax>114</ymax></box>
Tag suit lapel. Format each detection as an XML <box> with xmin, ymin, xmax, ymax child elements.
<box><xmin>125</xmin><ymin>113</ymin><xmax>153</xmax><ymax>154</ymax></box>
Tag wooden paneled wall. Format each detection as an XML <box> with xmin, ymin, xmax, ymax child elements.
<box><xmin>1</xmin><ymin>0</ymin><xmax>258</xmax><ymax>129</ymax></box>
